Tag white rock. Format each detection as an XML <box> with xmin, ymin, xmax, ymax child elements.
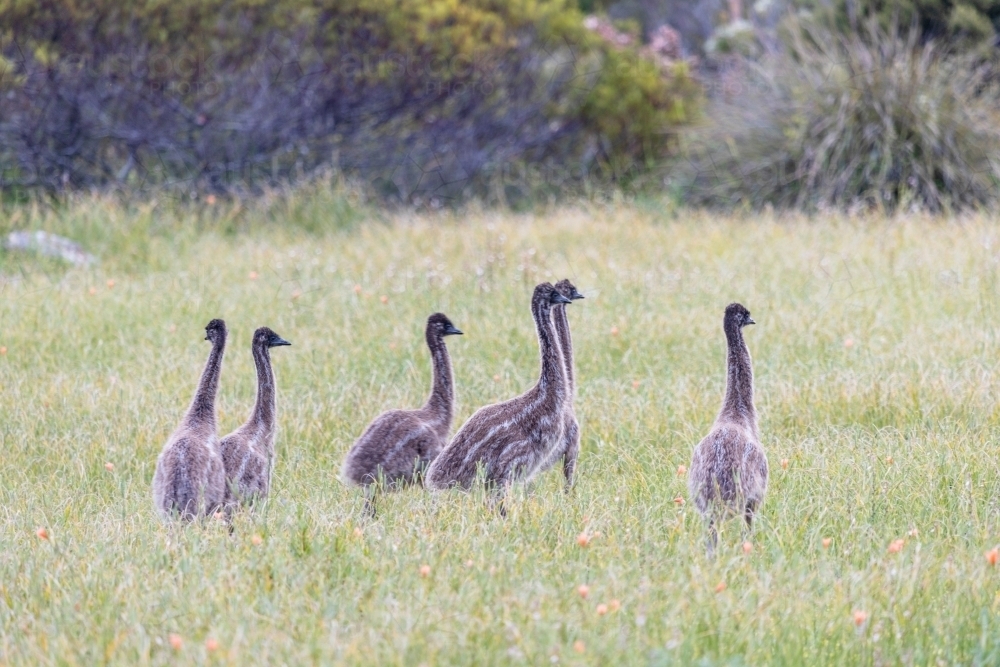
<box><xmin>4</xmin><ymin>231</ymin><xmax>97</xmax><ymax>267</ymax></box>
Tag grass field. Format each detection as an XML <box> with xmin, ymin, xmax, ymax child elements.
<box><xmin>4</xmin><ymin>193</ymin><xmax>1000</xmax><ymax>665</ymax></box>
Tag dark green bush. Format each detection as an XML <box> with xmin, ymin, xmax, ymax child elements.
<box><xmin>678</xmin><ymin>18</ymin><xmax>1000</xmax><ymax>212</ymax></box>
<box><xmin>0</xmin><ymin>0</ymin><xmax>700</xmax><ymax>203</ymax></box>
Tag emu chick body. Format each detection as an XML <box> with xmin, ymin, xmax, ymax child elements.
<box><xmin>219</xmin><ymin>327</ymin><xmax>290</xmax><ymax>509</ymax></box>
<box><xmin>537</xmin><ymin>278</ymin><xmax>584</xmax><ymax>489</ymax></box>
<box><xmin>341</xmin><ymin>314</ymin><xmax>462</xmax><ymax>494</ymax></box>
<box><xmin>425</xmin><ymin>283</ymin><xmax>571</xmax><ymax>493</ymax></box>
<box><xmin>152</xmin><ymin>319</ymin><xmax>227</xmax><ymax>521</ymax></box>
<box><xmin>688</xmin><ymin>303</ymin><xmax>768</xmax><ymax>540</ymax></box>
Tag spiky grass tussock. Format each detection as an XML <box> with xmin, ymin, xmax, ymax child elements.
<box><xmin>680</xmin><ymin>19</ymin><xmax>1000</xmax><ymax>213</ymax></box>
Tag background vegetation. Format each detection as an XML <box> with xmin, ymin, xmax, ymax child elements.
<box><xmin>0</xmin><ymin>0</ymin><xmax>698</xmax><ymax>204</ymax></box>
<box><xmin>819</xmin><ymin>0</ymin><xmax>1000</xmax><ymax>45</ymax></box>
<box><xmin>678</xmin><ymin>18</ymin><xmax>1000</xmax><ymax>212</ymax></box>
<box><xmin>3</xmin><ymin>0</ymin><xmax>998</xmax><ymax>212</ymax></box>
<box><xmin>4</xmin><ymin>196</ymin><xmax>1000</xmax><ymax>664</ymax></box>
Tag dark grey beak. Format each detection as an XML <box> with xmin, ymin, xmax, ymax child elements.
<box><xmin>570</xmin><ymin>288</ymin><xmax>585</xmax><ymax>300</ymax></box>
<box><xmin>443</xmin><ymin>325</ymin><xmax>463</xmax><ymax>336</ymax></box>
<box><xmin>552</xmin><ymin>293</ymin><xmax>573</xmax><ymax>305</ymax></box>
<box><xmin>270</xmin><ymin>336</ymin><xmax>292</xmax><ymax>347</ymax></box>
<box><xmin>746</xmin><ymin>317</ymin><xmax>755</xmax><ymax>326</ymax></box>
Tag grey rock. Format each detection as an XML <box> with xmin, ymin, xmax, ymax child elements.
<box><xmin>4</xmin><ymin>231</ymin><xmax>97</xmax><ymax>267</ymax></box>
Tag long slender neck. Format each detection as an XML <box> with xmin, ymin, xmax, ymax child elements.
<box><xmin>185</xmin><ymin>335</ymin><xmax>226</xmax><ymax>428</ymax></box>
<box><xmin>552</xmin><ymin>304</ymin><xmax>575</xmax><ymax>398</ymax></box>
<box><xmin>249</xmin><ymin>343</ymin><xmax>277</xmax><ymax>435</ymax></box>
<box><xmin>719</xmin><ymin>324</ymin><xmax>757</xmax><ymax>434</ymax></box>
<box><xmin>422</xmin><ymin>330</ymin><xmax>454</xmax><ymax>431</ymax></box>
<box><xmin>532</xmin><ymin>299</ymin><xmax>567</xmax><ymax>405</ymax></box>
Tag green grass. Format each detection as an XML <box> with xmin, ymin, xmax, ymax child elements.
<box><xmin>4</xmin><ymin>195</ymin><xmax>1000</xmax><ymax>665</ymax></box>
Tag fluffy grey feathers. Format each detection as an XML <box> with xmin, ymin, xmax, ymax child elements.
<box><xmin>219</xmin><ymin>327</ymin><xmax>291</xmax><ymax>509</ymax></box>
<box><xmin>341</xmin><ymin>313</ymin><xmax>463</xmax><ymax>512</ymax></box>
<box><xmin>688</xmin><ymin>303</ymin><xmax>768</xmax><ymax>547</ymax></box>
<box><xmin>152</xmin><ymin>319</ymin><xmax>228</xmax><ymax>521</ymax></box>
<box><xmin>425</xmin><ymin>283</ymin><xmax>572</xmax><ymax>495</ymax></box>
<box><xmin>536</xmin><ymin>278</ymin><xmax>584</xmax><ymax>490</ymax></box>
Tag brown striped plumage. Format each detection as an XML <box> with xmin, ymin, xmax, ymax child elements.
<box><xmin>536</xmin><ymin>278</ymin><xmax>584</xmax><ymax>490</ymax></box>
<box><xmin>152</xmin><ymin>319</ymin><xmax>228</xmax><ymax>521</ymax></box>
<box><xmin>688</xmin><ymin>303</ymin><xmax>768</xmax><ymax>550</ymax></box>
<box><xmin>425</xmin><ymin>283</ymin><xmax>572</xmax><ymax>505</ymax></box>
<box><xmin>219</xmin><ymin>327</ymin><xmax>291</xmax><ymax>511</ymax></box>
<box><xmin>341</xmin><ymin>313</ymin><xmax>462</xmax><ymax>515</ymax></box>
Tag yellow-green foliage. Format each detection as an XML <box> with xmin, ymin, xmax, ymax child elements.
<box><xmin>4</xmin><ymin>195</ymin><xmax>1000</xmax><ymax>663</ymax></box>
<box><xmin>583</xmin><ymin>55</ymin><xmax>698</xmax><ymax>170</ymax></box>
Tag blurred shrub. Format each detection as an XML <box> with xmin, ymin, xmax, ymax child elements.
<box><xmin>0</xmin><ymin>0</ymin><xmax>700</xmax><ymax>204</ymax></box>
<box><xmin>800</xmin><ymin>0</ymin><xmax>1000</xmax><ymax>46</ymax></box>
<box><xmin>704</xmin><ymin>19</ymin><xmax>761</xmax><ymax>57</ymax></box>
<box><xmin>600</xmin><ymin>0</ymin><xmax>726</xmax><ymax>55</ymax></box>
<box><xmin>677</xmin><ymin>19</ymin><xmax>1000</xmax><ymax>212</ymax></box>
